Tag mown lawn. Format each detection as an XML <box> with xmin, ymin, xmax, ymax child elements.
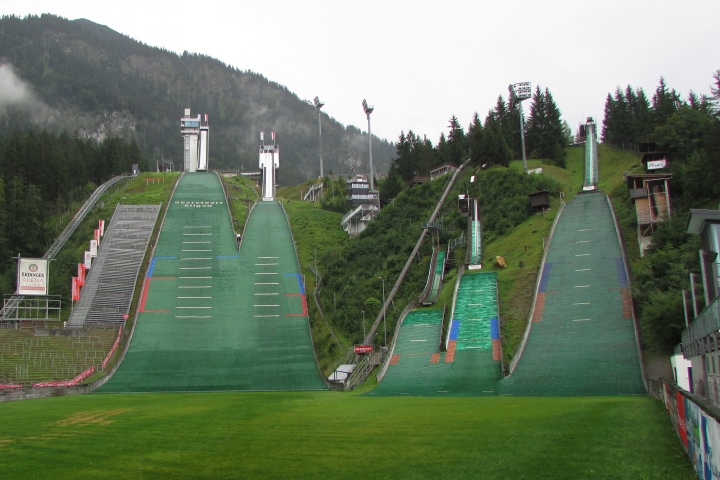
<box><xmin>0</xmin><ymin>392</ymin><xmax>694</xmax><ymax>479</ymax></box>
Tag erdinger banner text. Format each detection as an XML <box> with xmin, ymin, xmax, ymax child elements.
<box><xmin>17</xmin><ymin>258</ymin><xmax>48</xmax><ymax>295</ymax></box>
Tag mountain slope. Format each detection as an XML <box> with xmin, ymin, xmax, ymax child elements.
<box><xmin>0</xmin><ymin>14</ymin><xmax>394</xmax><ymax>184</ymax></box>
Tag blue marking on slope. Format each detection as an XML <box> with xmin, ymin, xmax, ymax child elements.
<box><xmin>490</xmin><ymin>318</ymin><xmax>500</xmax><ymax>340</ymax></box>
<box><xmin>216</xmin><ymin>255</ymin><xmax>240</xmax><ymax>259</ymax></box>
<box><xmin>615</xmin><ymin>258</ymin><xmax>628</xmax><ymax>287</ymax></box>
<box><xmin>449</xmin><ymin>320</ymin><xmax>460</xmax><ymax>341</ymax></box>
<box><xmin>538</xmin><ymin>263</ymin><xmax>552</xmax><ymax>292</ymax></box>
<box><xmin>284</xmin><ymin>273</ymin><xmax>304</xmax><ymax>294</ymax></box>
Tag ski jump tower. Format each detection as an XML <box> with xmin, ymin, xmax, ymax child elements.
<box><xmin>259</xmin><ymin>132</ymin><xmax>279</xmax><ymax>201</ymax></box>
<box><xmin>180</xmin><ymin>108</ymin><xmax>210</xmax><ymax>172</ymax></box>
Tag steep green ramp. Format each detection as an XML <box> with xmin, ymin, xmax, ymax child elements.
<box><xmin>500</xmin><ymin>192</ymin><xmax>645</xmax><ymax>395</ymax></box>
<box><xmin>98</xmin><ymin>173</ymin><xmax>325</xmax><ymax>392</ymax></box>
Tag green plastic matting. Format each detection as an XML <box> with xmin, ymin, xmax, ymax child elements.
<box><xmin>500</xmin><ymin>192</ymin><xmax>645</xmax><ymax>396</ymax></box>
<box><xmin>98</xmin><ymin>173</ymin><xmax>326</xmax><ymax>392</ymax></box>
<box><xmin>371</xmin><ymin>272</ymin><xmax>502</xmax><ymax>397</ymax></box>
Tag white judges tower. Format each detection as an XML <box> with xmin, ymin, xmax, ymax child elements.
<box><xmin>180</xmin><ymin>108</ymin><xmax>210</xmax><ymax>172</ymax></box>
<box><xmin>259</xmin><ymin>132</ymin><xmax>279</xmax><ymax>201</ymax></box>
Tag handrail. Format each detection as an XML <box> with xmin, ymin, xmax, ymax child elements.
<box><xmin>363</xmin><ymin>159</ymin><xmax>471</xmax><ymax>346</ymax></box>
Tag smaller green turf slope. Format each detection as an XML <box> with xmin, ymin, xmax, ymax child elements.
<box><xmin>372</xmin><ymin>272</ymin><xmax>502</xmax><ymax>396</ymax></box>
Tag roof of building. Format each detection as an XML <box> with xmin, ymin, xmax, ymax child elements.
<box><xmin>687</xmin><ymin>209</ymin><xmax>720</xmax><ymax>234</ymax></box>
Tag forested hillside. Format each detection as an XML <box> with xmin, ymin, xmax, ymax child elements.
<box><xmin>305</xmin><ymin>71</ymin><xmax>720</xmax><ymax>368</ymax></box>
<box><xmin>0</xmin><ymin>14</ymin><xmax>394</xmax><ymax>184</ymax></box>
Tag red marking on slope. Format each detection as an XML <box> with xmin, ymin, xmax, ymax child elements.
<box><xmin>445</xmin><ymin>340</ymin><xmax>456</xmax><ymax>363</ymax></box>
<box><xmin>532</xmin><ymin>293</ymin><xmax>546</xmax><ymax>322</ymax></box>
<box><xmin>284</xmin><ymin>294</ymin><xmax>308</xmax><ymax>317</ymax></box>
<box><xmin>492</xmin><ymin>339</ymin><xmax>502</xmax><ymax>361</ymax></box>
<box><xmin>139</xmin><ymin>281</ymin><xmax>150</xmax><ymax>312</ymax></box>
<box><xmin>139</xmin><ymin>276</ymin><xmax>175</xmax><ymax>313</ymax></box>
<box><xmin>621</xmin><ymin>287</ymin><xmax>633</xmax><ymax>319</ymax></box>
<box><xmin>390</xmin><ymin>354</ymin><xmax>400</xmax><ymax>365</ymax></box>
<box><xmin>430</xmin><ymin>353</ymin><xmax>441</xmax><ymax>364</ymax></box>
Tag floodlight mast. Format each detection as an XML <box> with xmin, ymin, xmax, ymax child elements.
<box><xmin>362</xmin><ymin>99</ymin><xmax>375</xmax><ymax>191</ymax></box>
<box><xmin>509</xmin><ymin>82</ymin><xmax>531</xmax><ymax>173</ymax></box>
<box><xmin>313</xmin><ymin>96</ymin><xmax>324</xmax><ymax>178</ymax></box>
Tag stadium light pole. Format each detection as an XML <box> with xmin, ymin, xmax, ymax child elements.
<box><xmin>362</xmin><ymin>99</ymin><xmax>375</xmax><ymax>191</ymax></box>
<box><xmin>313</xmin><ymin>96</ymin><xmax>324</xmax><ymax>178</ymax></box>
<box><xmin>378</xmin><ymin>276</ymin><xmax>386</xmax><ymax>347</ymax></box>
<box><xmin>509</xmin><ymin>82</ymin><xmax>532</xmax><ymax>173</ymax></box>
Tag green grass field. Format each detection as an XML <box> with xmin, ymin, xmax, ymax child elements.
<box><xmin>0</xmin><ymin>392</ymin><xmax>693</xmax><ymax>479</ymax></box>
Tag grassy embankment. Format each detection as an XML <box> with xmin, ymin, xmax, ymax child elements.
<box><xmin>0</xmin><ymin>391</ymin><xmax>695</xmax><ymax>479</ymax></box>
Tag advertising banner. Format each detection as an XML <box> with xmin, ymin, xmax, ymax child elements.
<box><xmin>90</xmin><ymin>239</ymin><xmax>98</xmax><ymax>257</ymax></box>
<box><xmin>354</xmin><ymin>345</ymin><xmax>373</xmax><ymax>354</ymax></box>
<box><xmin>99</xmin><ymin>219</ymin><xmax>105</xmax><ymax>237</ymax></box>
<box><xmin>71</xmin><ymin>277</ymin><xmax>80</xmax><ymax>301</ymax></box>
<box><xmin>78</xmin><ymin>264</ymin><xmax>85</xmax><ymax>287</ymax></box>
<box><xmin>17</xmin><ymin>258</ymin><xmax>48</xmax><ymax>295</ymax></box>
<box><xmin>662</xmin><ymin>380</ymin><xmax>720</xmax><ymax>479</ymax></box>
<box><xmin>94</xmin><ymin>228</ymin><xmax>100</xmax><ymax>244</ymax></box>
<box><xmin>84</xmin><ymin>251</ymin><xmax>92</xmax><ymax>269</ymax></box>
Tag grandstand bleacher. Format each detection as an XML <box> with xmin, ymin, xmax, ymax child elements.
<box><xmin>67</xmin><ymin>205</ymin><xmax>161</xmax><ymax>328</ymax></box>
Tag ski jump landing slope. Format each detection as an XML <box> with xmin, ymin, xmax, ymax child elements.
<box><xmin>500</xmin><ymin>192</ymin><xmax>645</xmax><ymax>396</ymax></box>
<box><xmin>98</xmin><ymin>173</ymin><xmax>326</xmax><ymax>392</ymax></box>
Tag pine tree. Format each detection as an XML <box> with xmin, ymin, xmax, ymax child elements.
<box><xmin>467</xmin><ymin>113</ymin><xmax>484</xmax><ymax>166</ymax></box>
<box><xmin>652</xmin><ymin>77</ymin><xmax>682</xmax><ymax>127</ymax></box>
<box><xmin>446</xmin><ymin>115</ymin><xmax>466</xmax><ymax>165</ymax></box>
<box><xmin>601</xmin><ymin>93</ymin><xmax>614</xmax><ymax>143</ymax></box>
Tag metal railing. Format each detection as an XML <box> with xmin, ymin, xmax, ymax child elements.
<box><xmin>1</xmin><ymin>175</ymin><xmax>129</xmax><ymax>321</ymax></box>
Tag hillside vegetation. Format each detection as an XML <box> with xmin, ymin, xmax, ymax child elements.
<box><xmin>284</xmin><ymin>143</ymin><xmax>643</xmax><ymax>370</ymax></box>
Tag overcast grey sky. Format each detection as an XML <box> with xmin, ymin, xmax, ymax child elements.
<box><xmin>3</xmin><ymin>0</ymin><xmax>719</xmax><ymax>142</ymax></box>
